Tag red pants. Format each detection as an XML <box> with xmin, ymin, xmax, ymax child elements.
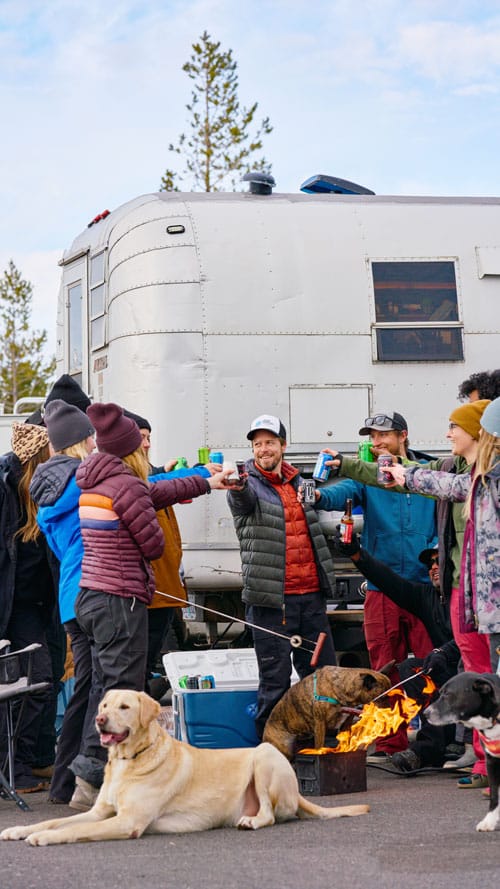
<box><xmin>450</xmin><ymin>587</ymin><xmax>491</xmax><ymax>776</ymax></box>
<box><xmin>364</xmin><ymin>590</ymin><xmax>434</xmax><ymax>754</ymax></box>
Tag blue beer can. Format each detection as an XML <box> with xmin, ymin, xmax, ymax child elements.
<box><xmin>209</xmin><ymin>450</ymin><xmax>224</xmax><ymax>465</ymax></box>
<box><xmin>312</xmin><ymin>451</ymin><xmax>331</xmax><ymax>482</ymax></box>
<box><xmin>200</xmin><ymin>675</ymin><xmax>215</xmax><ymax>689</ymax></box>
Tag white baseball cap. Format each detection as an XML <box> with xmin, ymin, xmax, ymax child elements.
<box><xmin>247</xmin><ymin>414</ymin><xmax>287</xmax><ymax>441</ymax></box>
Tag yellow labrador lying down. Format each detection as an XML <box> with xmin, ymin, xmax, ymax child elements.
<box><xmin>1</xmin><ymin>689</ymin><xmax>369</xmax><ymax>846</ymax></box>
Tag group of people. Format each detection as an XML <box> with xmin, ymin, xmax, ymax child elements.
<box><xmin>1</xmin><ymin>367</ymin><xmax>499</xmax><ymax>810</ymax></box>
<box><xmin>0</xmin><ymin>375</ymin><xmax>232</xmax><ymax>807</ymax></box>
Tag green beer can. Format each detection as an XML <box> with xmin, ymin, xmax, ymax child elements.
<box><xmin>197</xmin><ymin>447</ymin><xmax>210</xmax><ymax>464</ymax></box>
<box><xmin>358</xmin><ymin>441</ymin><xmax>374</xmax><ymax>462</ymax></box>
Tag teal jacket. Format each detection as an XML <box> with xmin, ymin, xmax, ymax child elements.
<box><xmin>316</xmin><ymin>452</ymin><xmax>436</xmax><ymax>589</ymax></box>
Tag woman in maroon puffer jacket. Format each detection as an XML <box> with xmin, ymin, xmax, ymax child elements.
<box><xmin>70</xmin><ymin>403</ymin><xmax>231</xmax><ymax>805</ymax></box>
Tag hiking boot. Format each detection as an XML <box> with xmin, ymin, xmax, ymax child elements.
<box><xmin>366</xmin><ymin>751</ymin><xmax>391</xmax><ymax>764</ymax></box>
<box><xmin>443</xmin><ymin>744</ymin><xmax>476</xmax><ymax>770</ymax></box>
<box><xmin>16</xmin><ymin>775</ymin><xmax>49</xmax><ymax>793</ymax></box>
<box><xmin>69</xmin><ymin>777</ymin><xmax>99</xmax><ymax>812</ymax></box>
<box><xmin>391</xmin><ymin>749</ymin><xmax>421</xmax><ymax>772</ymax></box>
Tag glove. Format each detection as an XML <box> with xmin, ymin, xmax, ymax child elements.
<box><xmin>422</xmin><ymin>648</ymin><xmax>448</xmax><ymax>674</ymax></box>
<box><xmin>334</xmin><ymin>527</ymin><xmax>361</xmax><ymax>558</ymax></box>
<box><xmin>421</xmin><ymin>648</ymin><xmax>451</xmax><ymax>687</ymax></box>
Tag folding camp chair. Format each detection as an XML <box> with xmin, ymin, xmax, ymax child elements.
<box><xmin>0</xmin><ymin>640</ymin><xmax>50</xmax><ymax>811</ymax></box>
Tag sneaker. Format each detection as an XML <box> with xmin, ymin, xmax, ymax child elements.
<box><xmin>366</xmin><ymin>751</ymin><xmax>391</xmax><ymax>764</ymax></box>
<box><xmin>69</xmin><ymin>777</ymin><xmax>99</xmax><ymax>812</ymax></box>
<box><xmin>443</xmin><ymin>744</ymin><xmax>476</xmax><ymax>770</ymax></box>
<box><xmin>482</xmin><ymin>787</ymin><xmax>491</xmax><ymax>798</ymax></box>
<box><xmin>444</xmin><ymin>742</ymin><xmax>465</xmax><ymax>761</ymax></box>
<box><xmin>391</xmin><ymin>749</ymin><xmax>422</xmax><ymax>772</ymax></box>
<box><xmin>457</xmin><ymin>773</ymin><xmax>489</xmax><ymax>789</ymax></box>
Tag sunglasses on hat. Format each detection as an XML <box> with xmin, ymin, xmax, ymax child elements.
<box><xmin>363</xmin><ymin>414</ymin><xmax>405</xmax><ymax>432</ymax></box>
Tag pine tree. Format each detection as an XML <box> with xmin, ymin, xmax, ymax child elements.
<box><xmin>160</xmin><ymin>31</ymin><xmax>273</xmax><ymax>192</ymax></box>
<box><xmin>0</xmin><ymin>260</ymin><xmax>56</xmax><ymax>413</ymax></box>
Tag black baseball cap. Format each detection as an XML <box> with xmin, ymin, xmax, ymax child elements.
<box><xmin>359</xmin><ymin>411</ymin><xmax>408</xmax><ymax>436</ymax></box>
<box><xmin>418</xmin><ymin>547</ymin><xmax>439</xmax><ymax>568</ymax></box>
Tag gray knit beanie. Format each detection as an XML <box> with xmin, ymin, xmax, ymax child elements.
<box><xmin>44</xmin><ymin>399</ymin><xmax>95</xmax><ymax>451</ymax></box>
<box><xmin>480</xmin><ymin>396</ymin><xmax>500</xmax><ymax>437</ymax></box>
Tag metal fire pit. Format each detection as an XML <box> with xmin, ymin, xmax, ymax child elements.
<box><xmin>293</xmin><ymin>750</ymin><xmax>367</xmax><ymax>796</ymax></box>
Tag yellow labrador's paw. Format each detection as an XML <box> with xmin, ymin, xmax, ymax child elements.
<box><xmin>1</xmin><ymin>826</ymin><xmax>31</xmax><ymax>841</ymax></box>
<box><xmin>476</xmin><ymin>812</ymin><xmax>498</xmax><ymax>832</ymax></box>
<box><xmin>237</xmin><ymin>816</ymin><xmax>258</xmax><ymax>830</ymax></box>
<box><xmin>25</xmin><ymin>831</ymin><xmax>56</xmax><ymax>846</ymax></box>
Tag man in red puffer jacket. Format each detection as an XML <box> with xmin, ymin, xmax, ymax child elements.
<box><xmin>227</xmin><ymin>414</ymin><xmax>337</xmax><ymax>739</ymax></box>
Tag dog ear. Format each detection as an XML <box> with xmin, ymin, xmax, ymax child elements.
<box><xmin>362</xmin><ymin>673</ymin><xmax>378</xmax><ymax>691</ymax></box>
<box><xmin>472</xmin><ymin>678</ymin><xmax>495</xmax><ymax>699</ymax></box>
<box><xmin>139</xmin><ymin>692</ymin><xmax>162</xmax><ymax>728</ymax></box>
<box><xmin>379</xmin><ymin>660</ymin><xmax>396</xmax><ymax>676</ymax></box>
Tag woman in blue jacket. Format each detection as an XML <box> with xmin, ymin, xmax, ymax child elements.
<box><xmin>30</xmin><ymin>399</ymin><xmax>98</xmax><ymax>808</ymax></box>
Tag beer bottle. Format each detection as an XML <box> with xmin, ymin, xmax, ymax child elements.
<box><xmin>340</xmin><ymin>498</ymin><xmax>354</xmax><ymax>544</ymax></box>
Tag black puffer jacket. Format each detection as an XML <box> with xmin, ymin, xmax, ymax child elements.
<box><xmin>0</xmin><ymin>452</ymin><xmax>56</xmax><ymax>637</ymax></box>
<box><xmin>227</xmin><ymin>460</ymin><xmax>336</xmax><ymax>609</ymax></box>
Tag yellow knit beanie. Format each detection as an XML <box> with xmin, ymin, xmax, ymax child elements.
<box><xmin>448</xmin><ymin>399</ymin><xmax>491</xmax><ymax>440</ymax></box>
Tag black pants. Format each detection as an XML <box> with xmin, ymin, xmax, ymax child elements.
<box><xmin>74</xmin><ymin>589</ymin><xmax>148</xmax><ymax>783</ymax></box>
<box><xmin>248</xmin><ymin>592</ymin><xmax>336</xmax><ymax>740</ymax></box>
<box><xmin>398</xmin><ymin>657</ymin><xmax>456</xmax><ymax>767</ymax></box>
<box><xmin>49</xmin><ymin>618</ymin><xmax>105</xmax><ymax>803</ymax></box>
<box><xmin>146</xmin><ymin>608</ymin><xmax>175</xmax><ymax>678</ymax></box>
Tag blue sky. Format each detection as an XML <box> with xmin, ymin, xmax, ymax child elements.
<box><xmin>1</xmin><ymin>0</ymin><xmax>500</xmax><ymax>355</ymax></box>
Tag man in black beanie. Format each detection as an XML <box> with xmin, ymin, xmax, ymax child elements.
<box><xmin>45</xmin><ymin>375</ymin><xmax>91</xmax><ymax>414</ymax></box>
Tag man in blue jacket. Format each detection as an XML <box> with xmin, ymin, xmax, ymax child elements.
<box><xmin>316</xmin><ymin>410</ymin><xmax>437</xmax><ymax>761</ymax></box>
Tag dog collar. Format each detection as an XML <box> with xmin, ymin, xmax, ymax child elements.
<box><xmin>313</xmin><ymin>672</ymin><xmax>340</xmax><ymax>706</ymax></box>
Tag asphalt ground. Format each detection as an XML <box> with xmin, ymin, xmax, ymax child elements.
<box><xmin>0</xmin><ymin>762</ymin><xmax>498</xmax><ymax>889</ymax></box>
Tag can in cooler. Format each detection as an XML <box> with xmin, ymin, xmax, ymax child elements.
<box><xmin>200</xmin><ymin>675</ymin><xmax>215</xmax><ymax>689</ymax></box>
<box><xmin>312</xmin><ymin>451</ymin><xmax>331</xmax><ymax>482</ymax></box>
<box><xmin>376</xmin><ymin>454</ymin><xmax>393</xmax><ymax>484</ymax></box>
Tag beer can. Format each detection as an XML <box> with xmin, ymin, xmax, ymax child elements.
<box><xmin>209</xmin><ymin>450</ymin><xmax>224</xmax><ymax>465</ymax></box>
<box><xmin>186</xmin><ymin>675</ymin><xmax>200</xmax><ymax>689</ymax></box>
<box><xmin>376</xmin><ymin>454</ymin><xmax>393</xmax><ymax>484</ymax></box>
<box><xmin>302</xmin><ymin>479</ymin><xmax>316</xmax><ymax>504</ymax></box>
<box><xmin>235</xmin><ymin>460</ymin><xmax>246</xmax><ymax>480</ymax></box>
<box><xmin>312</xmin><ymin>451</ymin><xmax>331</xmax><ymax>482</ymax></box>
<box><xmin>198</xmin><ymin>447</ymin><xmax>210</xmax><ymax>464</ymax></box>
<box><xmin>358</xmin><ymin>441</ymin><xmax>374</xmax><ymax>462</ymax></box>
<box><xmin>200</xmin><ymin>675</ymin><xmax>215</xmax><ymax>689</ymax></box>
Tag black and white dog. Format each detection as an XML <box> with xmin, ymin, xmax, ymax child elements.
<box><xmin>426</xmin><ymin>671</ymin><xmax>500</xmax><ymax>833</ymax></box>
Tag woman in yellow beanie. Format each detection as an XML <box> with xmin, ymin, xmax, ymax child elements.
<box><xmin>384</xmin><ymin>398</ymin><xmax>499</xmax><ymax>788</ymax></box>
<box><xmin>0</xmin><ymin>423</ymin><xmax>55</xmax><ymax>792</ymax></box>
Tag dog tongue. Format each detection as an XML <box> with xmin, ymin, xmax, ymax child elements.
<box><xmin>100</xmin><ymin>730</ymin><xmax>128</xmax><ymax>746</ymax></box>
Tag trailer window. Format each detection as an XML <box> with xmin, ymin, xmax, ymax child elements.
<box><xmin>68</xmin><ymin>281</ymin><xmax>83</xmax><ymax>374</ymax></box>
<box><xmin>372</xmin><ymin>261</ymin><xmax>463</xmax><ymax>361</ymax></box>
<box><xmin>89</xmin><ymin>252</ymin><xmax>106</xmax><ymax>351</ymax></box>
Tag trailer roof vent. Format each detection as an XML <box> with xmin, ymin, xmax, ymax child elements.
<box><xmin>300</xmin><ymin>174</ymin><xmax>375</xmax><ymax>196</ymax></box>
<box><xmin>242</xmin><ymin>172</ymin><xmax>276</xmax><ymax>195</ymax></box>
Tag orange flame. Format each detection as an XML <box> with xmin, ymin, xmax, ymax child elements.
<box><xmin>300</xmin><ymin>687</ymin><xmax>430</xmax><ymax>755</ymax></box>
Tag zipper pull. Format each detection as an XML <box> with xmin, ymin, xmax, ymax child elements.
<box><xmin>282</xmin><ymin>601</ymin><xmax>286</xmax><ymax>626</ymax></box>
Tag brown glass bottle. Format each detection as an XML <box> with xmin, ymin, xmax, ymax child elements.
<box><xmin>340</xmin><ymin>498</ymin><xmax>354</xmax><ymax>544</ymax></box>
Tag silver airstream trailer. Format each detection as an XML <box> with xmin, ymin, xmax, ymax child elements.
<box><xmin>53</xmin><ymin>178</ymin><xmax>500</xmax><ymax>651</ymax></box>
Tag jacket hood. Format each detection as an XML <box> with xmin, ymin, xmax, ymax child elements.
<box><xmin>30</xmin><ymin>455</ymin><xmax>80</xmax><ymax>506</ymax></box>
<box><xmin>76</xmin><ymin>451</ymin><xmax>131</xmax><ymax>489</ymax></box>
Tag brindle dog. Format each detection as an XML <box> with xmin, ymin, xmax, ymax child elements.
<box><xmin>263</xmin><ymin>665</ymin><xmax>392</xmax><ymax>759</ymax></box>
